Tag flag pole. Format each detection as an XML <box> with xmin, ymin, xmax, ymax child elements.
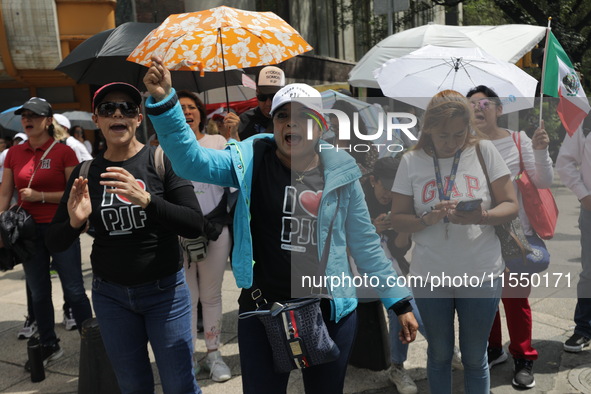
<box><xmin>538</xmin><ymin>17</ymin><xmax>553</xmax><ymax>126</ymax></box>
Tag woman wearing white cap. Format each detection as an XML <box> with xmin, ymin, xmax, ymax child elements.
<box><xmin>144</xmin><ymin>57</ymin><xmax>418</xmax><ymax>393</ymax></box>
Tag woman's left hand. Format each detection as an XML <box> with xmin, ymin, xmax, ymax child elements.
<box><xmin>398</xmin><ymin>312</ymin><xmax>419</xmax><ymax>344</ymax></box>
<box><xmin>531</xmin><ymin>120</ymin><xmax>550</xmax><ymax>150</ymax></box>
<box><xmin>100</xmin><ymin>167</ymin><xmax>151</xmax><ymax>208</ymax></box>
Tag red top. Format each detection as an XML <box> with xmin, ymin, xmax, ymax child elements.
<box><xmin>5</xmin><ymin>138</ymin><xmax>79</xmax><ymax>223</ymax></box>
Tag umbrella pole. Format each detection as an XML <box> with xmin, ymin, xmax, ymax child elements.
<box><xmin>218</xmin><ymin>29</ymin><xmax>231</xmax><ymax>112</ymax></box>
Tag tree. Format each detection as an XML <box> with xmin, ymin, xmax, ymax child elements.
<box><xmin>463</xmin><ymin>0</ymin><xmax>591</xmax><ymax>93</ymax></box>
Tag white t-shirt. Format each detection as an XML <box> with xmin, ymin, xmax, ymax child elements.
<box><xmin>491</xmin><ymin>130</ymin><xmax>553</xmax><ymax>236</ymax></box>
<box><xmin>83</xmin><ymin>140</ymin><xmax>93</xmax><ymax>155</ymax></box>
<box><xmin>66</xmin><ymin>136</ymin><xmax>93</xmax><ymax>162</ymax></box>
<box><xmin>192</xmin><ymin>134</ymin><xmax>228</xmax><ymax>215</ymax></box>
<box><xmin>392</xmin><ymin>140</ymin><xmax>510</xmax><ymax>280</ymax></box>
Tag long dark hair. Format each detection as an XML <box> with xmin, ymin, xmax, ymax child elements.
<box><xmin>177</xmin><ymin>90</ymin><xmax>207</xmax><ymax>132</ymax></box>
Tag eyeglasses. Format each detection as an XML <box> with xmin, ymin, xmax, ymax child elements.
<box><xmin>469</xmin><ymin>98</ymin><xmax>495</xmax><ymax>111</ymax></box>
<box><xmin>96</xmin><ymin>102</ymin><xmax>139</xmax><ymax>118</ymax></box>
<box><xmin>21</xmin><ymin>113</ymin><xmax>44</xmax><ymax>120</ymax></box>
<box><xmin>256</xmin><ymin>93</ymin><xmax>275</xmax><ymax>102</ymax></box>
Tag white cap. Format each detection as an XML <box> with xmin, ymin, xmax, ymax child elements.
<box><xmin>53</xmin><ymin>113</ymin><xmax>71</xmax><ymax>129</ymax></box>
<box><xmin>257</xmin><ymin>66</ymin><xmax>285</xmax><ymax>94</ymax></box>
<box><xmin>270</xmin><ymin>83</ymin><xmax>324</xmax><ymax>116</ymax></box>
<box><xmin>14</xmin><ymin>132</ymin><xmax>28</xmax><ymax>143</ymax></box>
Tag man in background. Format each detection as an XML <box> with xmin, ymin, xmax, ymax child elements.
<box><xmin>238</xmin><ymin>66</ymin><xmax>285</xmax><ymax>140</ymax></box>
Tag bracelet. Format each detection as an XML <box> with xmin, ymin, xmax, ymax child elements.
<box><xmin>419</xmin><ymin>211</ymin><xmax>430</xmax><ymax>227</ymax></box>
<box><xmin>41</xmin><ymin>191</ymin><xmax>45</xmax><ymax>204</ymax></box>
<box><xmin>477</xmin><ymin>209</ymin><xmax>489</xmax><ymax>225</ymax></box>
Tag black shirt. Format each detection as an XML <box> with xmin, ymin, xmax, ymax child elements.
<box><xmin>240</xmin><ymin>140</ymin><xmax>324</xmax><ymax>309</ymax></box>
<box><xmin>238</xmin><ymin>107</ymin><xmax>274</xmax><ymax>140</ymax></box>
<box><xmin>47</xmin><ymin>145</ymin><xmax>204</xmax><ymax>286</ymax></box>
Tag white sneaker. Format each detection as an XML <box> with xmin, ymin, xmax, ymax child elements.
<box><xmin>452</xmin><ymin>346</ymin><xmax>463</xmax><ymax>370</ymax></box>
<box><xmin>388</xmin><ymin>363</ymin><xmax>418</xmax><ymax>394</ymax></box>
<box><xmin>17</xmin><ymin>316</ymin><xmax>37</xmax><ymax>340</ymax></box>
<box><xmin>62</xmin><ymin>308</ymin><xmax>77</xmax><ymax>331</ymax></box>
<box><xmin>203</xmin><ymin>350</ymin><xmax>231</xmax><ymax>382</ymax></box>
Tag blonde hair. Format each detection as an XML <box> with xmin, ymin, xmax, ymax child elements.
<box><xmin>52</xmin><ymin>120</ymin><xmax>69</xmax><ymax>141</ymax></box>
<box><xmin>413</xmin><ymin>90</ymin><xmax>482</xmax><ymax>151</ymax></box>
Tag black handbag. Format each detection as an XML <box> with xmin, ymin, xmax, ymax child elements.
<box><xmin>0</xmin><ymin>205</ymin><xmax>37</xmax><ymax>271</ymax></box>
<box><xmin>239</xmin><ymin>298</ymin><xmax>340</xmax><ymax>373</ymax></box>
<box><xmin>238</xmin><ymin>190</ymin><xmax>342</xmax><ymax>373</ymax></box>
<box><xmin>476</xmin><ymin>143</ymin><xmax>533</xmax><ymax>263</ymax></box>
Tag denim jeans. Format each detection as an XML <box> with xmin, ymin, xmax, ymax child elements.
<box><xmin>413</xmin><ymin>278</ymin><xmax>501</xmax><ymax>394</ymax></box>
<box><xmin>238</xmin><ymin>306</ymin><xmax>357</xmax><ymax>394</ymax></box>
<box><xmin>388</xmin><ymin>297</ymin><xmax>427</xmax><ymax>364</ymax></box>
<box><xmin>574</xmin><ymin>207</ymin><xmax>591</xmax><ymax>337</ymax></box>
<box><xmin>22</xmin><ymin>223</ymin><xmax>92</xmax><ymax>345</ymax></box>
<box><xmin>92</xmin><ymin>270</ymin><xmax>200</xmax><ymax>394</ymax></box>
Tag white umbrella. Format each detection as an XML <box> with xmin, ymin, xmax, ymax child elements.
<box><xmin>62</xmin><ymin>111</ymin><xmax>96</xmax><ymax>130</ymax></box>
<box><xmin>349</xmin><ymin>24</ymin><xmax>546</xmax><ymax>89</ymax></box>
<box><xmin>374</xmin><ymin>45</ymin><xmax>538</xmax><ymax>113</ymax></box>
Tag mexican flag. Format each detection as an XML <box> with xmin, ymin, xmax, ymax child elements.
<box><xmin>543</xmin><ymin>31</ymin><xmax>590</xmax><ymax>136</ymax></box>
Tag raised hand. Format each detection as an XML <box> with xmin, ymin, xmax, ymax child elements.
<box><xmin>68</xmin><ymin>177</ymin><xmax>92</xmax><ymax>229</ymax></box>
<box><xmin>532</xmin><ymin>120</ymin><xmax>550</xmax><ymax>150</ymax></box>
<box><xmin>100</xmin><ymin>167</ymin><xmax>151</xmax><ymax>208</ymax></box>
<box><xmin>144</xmin><ymin>56</ymin><xmax>172</xmax><ymax>102</ymax></box>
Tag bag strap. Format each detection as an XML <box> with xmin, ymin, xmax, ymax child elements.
<box><xmin>78</xmin><ymin>146</ymin><xmax>165</xmax><ymax>181</ymax></box>
<box><xmin>511</xmin><ymin>131</ymin><xmax>525</xmax><ymax>173</ymax></box>
<box><xmin>154</xmin><ymin>145</ymin><xmax>165</xmax><ymax>182</ymax></box>
<box><xmin>79</xmin><ymin>159</ymin><xmax>93</xmax><ymax>179</ymax></box>
<box><xmin>249</xmin><ymin>188</ymin><xmax>342</xmax><ymax>307</ymax></box>
<box><xmin>475</xmin><ymin>143</ymin><xmax>495</xmax><ymax>207</ymax></box>
<box><xmin>26</xmin><ymin>140</ymin><xmax>59</xmax><ymax>189</ymax></box>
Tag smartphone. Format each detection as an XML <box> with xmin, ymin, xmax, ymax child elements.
<box><xmin>455</xmin><ymin>198</ymin><xmax>483</xmax><ymax>212</ymax></box>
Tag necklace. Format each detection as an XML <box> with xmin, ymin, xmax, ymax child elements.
<box><xmin>293</xmin><ymin>155</ymin><xmax>319</xmax><ymax>183</ymax></box>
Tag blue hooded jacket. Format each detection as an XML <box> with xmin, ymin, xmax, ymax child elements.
<box><xmin>146</xmin><ymin>89</ymin><xmax>410</xmax><ymax>322</ymax></box>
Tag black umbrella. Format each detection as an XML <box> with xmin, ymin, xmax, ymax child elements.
<box><xmin>56</xmin><ymin>22</ymin><xmax>244</xmax><ymax>92</ymax></box>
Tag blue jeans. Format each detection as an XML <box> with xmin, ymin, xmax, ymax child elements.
<box><xmin>388</xmin><ymin>297</ymin><xmax>426</xmax><ymax>364</ymax></box>
<box><xmin>413</xmin><ymin>278</ymin><xmax>501</xmax><ymax>394</ymax></box>
<box><xmin>238</xmin><ymin>306</ymin><xmax>357</xmax><ymax>394</ymax></box>
<box><xmin>92</xmin><ymin>270</ymin><xmax>200</xmax><ymax>394</ymax></box>
<box><xmin>22</xmin><ymin>223</ymin><xmax>92</xmax><ymax>345</ymax></box>
<box><xmin>574</xmin><ymin>207</ymin><xmax>591</xmax><ymax>337</ymax></box>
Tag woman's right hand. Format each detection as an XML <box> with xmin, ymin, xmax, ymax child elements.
<box><xmin>68</xmin><ymin>177</ymin><xmax>91</xmax><ymax>229</ymax></box>
<box><xmin>144</xmin><ymin>55</ymin><xmax>172</xmax><ymax>102</ymax></box>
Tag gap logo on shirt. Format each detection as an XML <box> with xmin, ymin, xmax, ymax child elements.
<box><xmin>100</xmin><ymin>179</ymin><xmax>148</xmax><ymax>236</ymax></box>
<box><xmin>281</xmin><ymin>185</ymin><xmax>321</xmax><ymax>253</ymax></box>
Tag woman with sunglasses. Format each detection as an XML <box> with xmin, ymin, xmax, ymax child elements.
<box><xmin>46</xmin><ymin>82</ymin><xmax>205</xmax><ymax>394</ymax></box>
<box><xmin>466</xmin><ymin>85</ymin><xmax>553</xmax><ymax>389</ymax></box>
<box><xmin>144</xmin><ymin>57</ymin><xmax>418</xmax><ymax>394</ymax></box>
<box><xmin>390</xmin><ymin>91</ymin><xmax>518</xmax><ymax>394</ymax></box>
<box><xmin>0</xmin><ymin>97</ymin><xmax>92</xmax><ymax>370</ymax></box>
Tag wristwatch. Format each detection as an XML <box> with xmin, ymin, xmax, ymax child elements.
<box><xmin>419</xmin><ymin>211</ymin><xmax>430</xmax><ymax>227</ymax></box>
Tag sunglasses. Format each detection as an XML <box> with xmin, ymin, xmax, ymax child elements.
<box><xmin>470</xmin><ymin>98</ymin><xmax>495</xmax><ymax>111</ymax></box>
<box><xmin>21</xmin><ymin>113</ymin><xmax>45</xmax><ymax>120</ymax></box>
<box><xmin>96</xmin><ymin>102</ymin><xmax>139</xmax><ymax>118</ymax></box>
<box><xmin>256</xmin><ymin>93</ymin><xmax>275</xmax><ymax>102</ymax></box>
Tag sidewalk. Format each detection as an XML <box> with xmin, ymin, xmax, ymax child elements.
<box><xmin>0</xmin><ymin>179</ymin><xmax>588</xmax><ymax>393</ymax></box>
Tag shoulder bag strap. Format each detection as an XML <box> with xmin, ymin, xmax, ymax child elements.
<box><xmin>475</xmin><ymin>142</ymin><xmax>496</xmax><ymax>207</ymax></box>
<box><xmin>79</xmin><ymin>159</ymin><xmax>93</xmax><ymax>179</ymax></box>
<box><xmin>249</xmin><ymin>188</ymin><xmax>342</xmax><ymax>305</ymax></box>
<box><xmin>511</xmin><ymin>131</ymin><xmax>525</xmax><ymax>173</ymax></box>
<box><xmin>26</xmin><ymin>140</ymin><xmax>59</xmax><ymax>189</ymax></box>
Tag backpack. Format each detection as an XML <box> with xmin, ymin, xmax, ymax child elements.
<box><xmin>79</xmin><ymin>145</ymin><xmax>165</xmax><ymax>181</ymax></box>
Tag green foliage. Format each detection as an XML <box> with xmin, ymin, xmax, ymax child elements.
<box><xmin>462</xmin><ymin>0</ymin><xmax>508</xmax><ymax>25</ymax></box>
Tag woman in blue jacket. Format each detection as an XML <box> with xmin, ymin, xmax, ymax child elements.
<box><xmin>143</xmin><ymin>57</ymin><xmax>417</xmax><ymax>394</ymax></box>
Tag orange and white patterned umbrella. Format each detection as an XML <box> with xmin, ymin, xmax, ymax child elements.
<box><xmin>127</xmin><ymin>6</ymin><xmax>313</xmax><ymax>73</ymax></box>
